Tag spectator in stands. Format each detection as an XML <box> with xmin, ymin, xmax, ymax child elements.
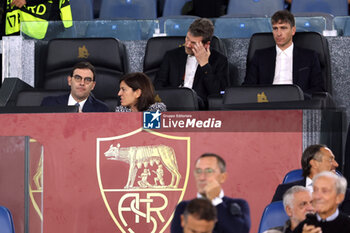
<box><xmin>155</xmin><ymin>18</ymin><xmax>229</xmax><ymax>109</ymax></box>
<box><xmin>181</xmin><ymin>198</ymin><xmax>217</xmax><ymax>233</ymax></box>
<box><xmin>271</xmin><ymin>144</ymin><xmax>350</xmax><ymax>215</ymax></box>
<box><xmin>171</xmin><ymin>153</ymin><xmax>251</xmax><ymax>233</ymax></box>
<box><xmin>41</xmin><ymin>61</ymin><xmax>109</xmax><ymax>112</ymax></box>
<box><xmin>4</xmin><ymin>0</ymin><xmax>71</xmax><ymax>39</ymax></box>
<box><xmin>243</xmin><ymin>10</ymin><xmax>325</xmax><ymax>98</ymax></box>
<box><xmin>115</xmin><ymin>72</ymin><xmax>167</xmax><ymax>112</ymax></box>
<box><xmin>293</xmin><ymin>171</ymin><xmax>350</xmax><ymax>233</ymax></box>
<box><xmin>264</xmin><ymin>186</ymin><xmax>314</xmax><ymax>233</ymax></box>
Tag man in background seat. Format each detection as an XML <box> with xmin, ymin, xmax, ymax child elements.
<box><xmin>41</xmin><ymin>61</ymin><xmax>109</xmax><ymax>112</ymax></box>
<box><xmin>181</xmin><ymin>198</ymin><xmax>217</xmax><ymax>233</ymax></box>
<box><xmin>155</xmin><ymin>18</ymin><xmax>229</xmax><ymax>109</ymax></box>
<box><xmin>171</xmin><ymin>153</ymin><xmax>251</xmax><ymax>233</ymax></box>
<box><xmin>244</xmin><ymin>10</ymin><xmax>325</xmax><ymax>98</ymax></box>
<box><xmin>293</xmin><ymin>172</ymin><xmax>350</xmax><ymax>233</ymax></box>
<box><xmin>265</xmin><ymin>186</ymin><xmax>314</xmax><ymax>233</ymax></box>
<box><xmin>272</xmin><ymin>144</ymin><xmax>350</xmax><ymax>216</ymax></box>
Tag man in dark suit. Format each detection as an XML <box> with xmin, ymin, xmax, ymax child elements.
<box><xmin>272</xmin><ymin>144</ymin><xmax>350</xmax><ymax>216</ymax></box>
<box><xmin>244</xmin><ymin>10</ymin><xmax>325</xmax><ymax>97</ymax></box>
<box><xmin>41</xmin><ymin>61</ymin><xmax>109</xmax><ymax>112</ymax></box>
<box><xmin>155</xmin><ymin>18</ymin><xmax>229</xmax><ymax>109</ymax></box>
<box><xmin>171</xmin><ymin>153</ymin><xmax>251</xmax><ymax>233</ymax></box>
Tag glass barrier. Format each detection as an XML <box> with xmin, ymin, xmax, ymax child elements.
<box><xmin>19</xmin><ymin>16</ymin><xmax>338</xmax><ymax>41</ymax></box>
<box><xmin>214</xmin><ymin>17</ymin><xmax>272</xmax><ymax>38</ymax></box>
<box><xmin>334</xmin><ymin>16</ymin><xmax>350</xmax><ymax>36</ymax></box>
<box><xmin>21</xmin><ymin>20</ymin><xmax>160</xmax><ymax>41</ymax></box>
<box><xmin>295</xmin><ymin>16</ymin><xmax>326</xmax><ymax>34</ymax></box>
<box><xmin>0</xmin><ymin>136</ymin><xmax>43</xmax><ymax>233</ymax></box>
<box><xmin>163</xmin><ymin>18</ymin><xmax>198</xmax><ymax>36</ymax></box>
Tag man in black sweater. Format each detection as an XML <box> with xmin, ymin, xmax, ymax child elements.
<box><xmin>293</xmin><ymin>171</ymin><xmax>350</xmax><ymax>233</ymax></box>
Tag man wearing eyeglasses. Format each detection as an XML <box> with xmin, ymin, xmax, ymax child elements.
<box><xmin>271</xmin><ymin>144</ymin><xmax>350</xmax><ymax>216</ymax></box>
<box><xmin>41</xmin><ymin>61</ymin><xmax>109</xmax><ymax>112</ymax></box>
<box><xmin>171</xmin><ymin>153</ymin><xmax>251</xmax><ymax>233</ymax></box>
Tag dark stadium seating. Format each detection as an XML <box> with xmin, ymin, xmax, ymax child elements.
<box><xmin>156</xmin><ymin>87</ymin><xmax>199</xmax><ymax>111</ymax></box>
<box><xmin>16</xmin><ymin>90</ymin><xmax>68</xmax><ymax>106</ymax></box>
<box><xmin>43</xmin><ymin>38</ymin><xmax>128</xmax><ymax>101</ymax></box>
<box><xmin>223</xmin><ymin>85</ymin><xmax>304</xmax><ymax>105</ymax></box>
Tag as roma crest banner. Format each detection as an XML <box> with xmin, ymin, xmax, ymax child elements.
<box><xmin>97</xmin><ymin>128</ymin><xmax>190</xmax><ymax>233</ymax></box>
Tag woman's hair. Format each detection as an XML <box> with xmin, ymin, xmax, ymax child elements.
<box><xmin>120</xmin><ymin>72</ymin><xmax>156</xmax><ymax>111</ymax></box>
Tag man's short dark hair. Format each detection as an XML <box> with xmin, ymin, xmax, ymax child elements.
<box><xmin>183</xmin><ymin>198</ymin><xmax>217</xmax><ymax>222</ymax></box>
<box><xmin>301</xmin><ymin>144</ymin><xmax>326</xmax><ymax>177</ymax></box>
<box><xmin>188</xmin><ymin>18</ymin><xmax>214</xmax><ymax>44</ymax></box>
<box><xmin>70</xmin><ymin>61</ymin><xmax>96</xmax><ymax>81</ymax></box>
<box><xmin>196</xmin><ymin>153</ymin><xmax>226</xmax><ymax>173</ymax></box>
<box><xmin>271</xmin><ymin>10</ymin><xmax>295</xmax><ymax>28</ymax></box>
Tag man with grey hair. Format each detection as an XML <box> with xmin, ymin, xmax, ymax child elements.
<box><xmin>264</xmin><ymin>186</ymin><xmax>314</xmax><ymax>233</ymax></box>
<box><xmin>293</xmin><ymin>171</ymin><xmax>350</xmax><ymax>233</ymax></box>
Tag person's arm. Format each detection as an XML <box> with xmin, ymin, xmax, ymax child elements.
<box><xmin>192</xmin><ymin>45</ymin><xmax>228</xmax><ymax>95</ymax></box>
<box><xmin>199</xmin><ymin>52</ymin><xmax>229</xmax><ymax>94</ymax></box>
<box><xmin>243</xmin><ymin>51</ymin><xmax>260</xmax><ymax>85</ymax></box>
<box><xmin>215</xmin><ymin>199</ymin><xmax>251</xmax><ymax>233</ymax></box>
<box><xmin>307</xmin><ymin>51</ymin><xmax>325</xmax><ymax>94</ymax></box>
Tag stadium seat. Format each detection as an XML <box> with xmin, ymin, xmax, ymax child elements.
<box><xmin>291</xmin><ymin>0</ymin><xmax>348</xmax><ymax>16</ymax></box>
<box><xmin>162</xmin><ymin>0</ymin><xmax>192</xmax><ymax>16</ymax></box>
<box><xmin>223</xmin><ymin>85</ymin><xmax>304</xmax><ymax>105</ymax></box>
<box><xmin>0</xmin><ymin>206</ymin><xmax>15</xmax><ymax>233</ymax></box>
<box><xmin>258</xmin><ymin>201</ymin><xmax>289</xmax><ymax>233</ymax></box>
<box><xmin>282</xmin><ymin>169</ymin><xmax>303</xmax><ymax>184</ymax></box>
<box><xmin>16</xmin><ymin>90</ymin><xmax>69</xmax><ymax>106</ymax></box>
<box><xmin>247</xmin><ymin>32</ymin><xmax>332</xmax><ymax>94</ymax></box>
<box><xmin>214</xmin><ymin>17</ymin><xmax>271</xmax><ymax>38</ymax></box>
<box><xmin>227</xmin><ymin>0</ymin><xmax>285</xmax><ymax>17</ymax></box>
<box><xmin>99</xmin><ymin>0</ymin><xmax>157</xmax><ymax>19</ymax></box>
<box><xmin>143</xmin><ymin>35</ymin><xmax>227</xmax><ymax>83</ymax></box>
<box><xmin>156</xmin><ymin>87</ymin><xmax>199</xmax><ymax>111</ymax></box>
<box><xmin>42</xmin><ymin>38</ymin><xmax>128</xmax><ymax>101</ymax></box>
<box><xmin>70</xmin><ymin>0</ymin><xmax>94</xmax><ymax>21</ymax></box>
<box><xmin>282</xmin><ymin>169</ymin><xmax>343</xmax><ymax>184</ymax></box>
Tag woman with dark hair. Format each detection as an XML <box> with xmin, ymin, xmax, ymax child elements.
<box><xmin>115</xmin><ymin>72</ymin><xmax>167</xmax><ymax>112</ymax></box>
